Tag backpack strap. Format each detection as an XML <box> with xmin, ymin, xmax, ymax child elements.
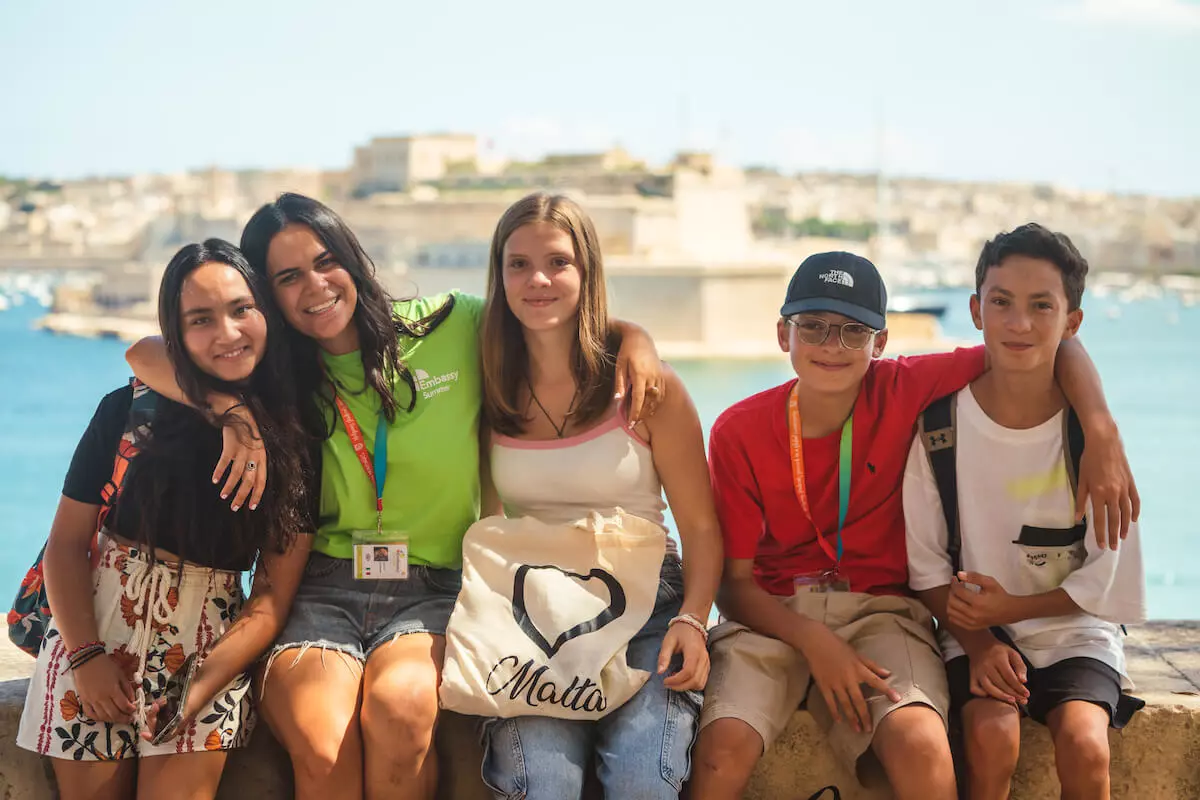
<box><xmin>1063</xmin><ymin>406</ymin><xmax>1085</xmax><ymax>502</ymax></box>
<box><xmin>96</xmin><ymin>378</ymin><xmax>160</xmax><ymax>534</ymax></box>
<box><xmin>918</xmin><ymin>394</ymin><xmax>961</xmax><ymax>574</ymax></box>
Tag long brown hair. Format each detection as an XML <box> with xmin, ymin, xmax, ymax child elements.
<box><xmin>482</xmin><ymin>193</ymin><xmax>617</xmax><ymax>437</ymax></box>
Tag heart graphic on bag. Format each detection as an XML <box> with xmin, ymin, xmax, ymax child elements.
<box><xmin>511</xmin><ymin>565</ymin><xmax>627</xmax><ymax>659</ymax></box>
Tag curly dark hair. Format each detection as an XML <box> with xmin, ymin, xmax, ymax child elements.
<box><xmin>975</xmin><ymin>223</ymin><xmax>1089</xmax><ymax>311</ymax></box>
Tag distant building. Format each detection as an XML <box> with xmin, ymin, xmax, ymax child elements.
<box><xmin>350</xmin><ymin>134</ymin><xmax>478</xmax><ymax>195</ymax></box>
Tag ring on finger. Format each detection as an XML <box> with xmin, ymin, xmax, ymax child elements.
<box><xmin>646</xmin><ymin>385</ymin><xmax>661</xmax><ymax>395</ymax></box>
<box><xmin>245</xmin><ymin>461</ymin><xmax>258</xmax><ymax>472</ymax></box>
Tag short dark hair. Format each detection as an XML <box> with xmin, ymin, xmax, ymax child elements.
<box><xmin>975</xmin><ymin>223</ymin><xmax>1089</xmax><ymax>311</ymax></box>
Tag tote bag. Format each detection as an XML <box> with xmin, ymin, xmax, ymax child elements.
<box><xmin>439</xmin><ymin>509</ymin><xmax>666</xmax><ymax>720</ymax></box>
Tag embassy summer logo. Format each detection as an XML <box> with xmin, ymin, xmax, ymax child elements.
<box><xmin>413</xmin><ymin>368</ymin><xmax>459</xmax><ymax>400</ymax></box>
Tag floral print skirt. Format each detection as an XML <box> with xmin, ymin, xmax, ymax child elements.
<box><xmin>17</xmin><ymin>537</ymin><xmax>254</xmax><ymax>760</ymax></box>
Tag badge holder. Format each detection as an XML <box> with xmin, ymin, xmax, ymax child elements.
<box><xmin>793</xmin><ymin>567</ymin><xmax>850</xmax><ymax>594</ymax></box>
<box><xmin>353</xmin><ymin>516</ymin><xmax>409</xmax><ymax>580</ymax></box>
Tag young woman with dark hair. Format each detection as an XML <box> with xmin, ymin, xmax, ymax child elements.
<box><xmin>125</xmin><ymin>193</ymin><xmax>664</xmax><ymax>800</ymax></box>
<box><xmin>17</xmin><ymin>239</ymin><xmax>314</xmax><ymax>800</ymax></box>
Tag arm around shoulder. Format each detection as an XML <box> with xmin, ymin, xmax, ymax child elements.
<box><xmin>643</xmin><ymin>367</ymin><xmax>721</xmax><ymax>621</ymax></box>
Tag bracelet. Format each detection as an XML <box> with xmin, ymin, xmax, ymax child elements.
<box><xmin>68</xmin><ymin>648</ymin><xmax>106</xmax><ymax>672</ymax></box>
<box><xmin>66</xmin><ymin>640</ymin><xmax>104</xmax><ymax>661</ymax></box>
<box><xmin>668</xmin><ymin>614</ymin><xmax>710</xmax><ymax>643</ymax></box>
<box><xmin>66</xmin><ymin>643</ymin><xmax>107</xmax><ymax>672</ymax></box>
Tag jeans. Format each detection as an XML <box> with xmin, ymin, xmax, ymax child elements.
<box><xmin>481</xmin><ymin>556</ymin><xmax>702</xmax><ymax>800</ymax></box>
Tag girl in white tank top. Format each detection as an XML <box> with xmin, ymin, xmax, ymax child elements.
<box><xmin>476</xmin><ymin>193</ymin><xmax>723</xmax><ymax>800</ymax></box>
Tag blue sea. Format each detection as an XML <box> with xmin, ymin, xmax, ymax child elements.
<box><xmin>1</xmin><ymin>288</ymin><xmax>1196</xmax><ymax>619</ymax></box>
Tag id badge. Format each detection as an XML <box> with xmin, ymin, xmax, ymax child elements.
<box><xmin>352</xmin><ymin>531</ymin><xmax>409</xmax><ymax>580</ymax></box>
<box><xmin>793</xmin><ymin>567</ymin><xmax>850</xmax><ymax>594</ymax></box>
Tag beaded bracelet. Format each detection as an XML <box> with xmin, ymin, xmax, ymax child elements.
<box><xmin>668</xmin><ymin>613</ymin><xmax>710</xmax><ymax>643</ymax></box>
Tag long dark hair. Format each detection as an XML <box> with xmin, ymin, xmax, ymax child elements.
<box><xmin>240</xmin><ymin>193</ymin><xmax>453</xmax><ymax>436</ymax></box>
<box><xmin>124</xmin><ymin>239</ymin><xmax>310</xmax><ymax>564</ymax></box>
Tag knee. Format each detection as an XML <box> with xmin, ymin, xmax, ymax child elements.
<box><xmin>964</xmin><ymin>709</ymin><xmax>1020</xmax><ymax>769</ymax></box>
<box><xmin>1054</xmin><ymin>724</ymin><xmax>1110</xmax><ymax>780</ymax></box>
<box><xmin>879</xmin><ymin>709</ymin><xmax>951</xmax><ymax>765</ymax></box>
<box><xmin>360</xmin><ymin>678</ymin><xmax>439</xmax><ymax>756</ymax></box>
<box><xmin>692</xmin><ymin>719</ymin><xmax>763</xmax><ymax>783</ymax></box>
<box><xmin>277</xmin><ymin>711</ymin><xmax>361</xmax><ymax>782</ymax></box>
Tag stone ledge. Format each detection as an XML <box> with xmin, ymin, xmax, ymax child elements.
<box><xmin>2</xmin><ymin>623</ymin><xmax>1197</xmax><ymax>800</ymax></box>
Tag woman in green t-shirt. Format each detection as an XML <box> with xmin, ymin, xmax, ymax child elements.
<box><xmin>127</xmin><ymin>193</ymin><xmax>663</xmax><ymax>800</ymax></box>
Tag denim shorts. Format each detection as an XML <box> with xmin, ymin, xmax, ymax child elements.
<box><xmin>269</xmin><ymin>551</ymin><xmax>463</xmax><ymax>664</ymax></box>
<box><xmin>481</xmin><ymin>555</ymin><xmax>703</xmax><ymax>800</ymax></box>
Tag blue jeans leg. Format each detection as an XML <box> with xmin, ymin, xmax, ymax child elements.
<box><xmin>593</xmin><ymin>590</ymin><xmax>703</xmax><ymax>797</ymax></box>
<box><xmin>482</xmin><ymin>715</ymin><xmax>593</xmax><ymax>800</ymax></box>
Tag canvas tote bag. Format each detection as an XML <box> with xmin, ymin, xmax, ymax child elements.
<box><xmin>439</xmin><ymin>509</ymin><xmax>666</xmax><ymax>720</ymax></box>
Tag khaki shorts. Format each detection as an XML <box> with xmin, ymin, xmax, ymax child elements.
<box><xmin>699</xmin><ymin>591</ymin><xmax>949</xmax><ymax>783</ymax></box>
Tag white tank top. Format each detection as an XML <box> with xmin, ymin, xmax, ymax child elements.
<box><xmin>490</xmin><ymin>404</ymin><xmax>672</xmax><ymax>547</ymax></box>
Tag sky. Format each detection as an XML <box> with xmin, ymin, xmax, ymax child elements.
<box><xmin>1</xmin><ymin>0</ymin><xmax>1198</xmax><ymax>196</ymax></box>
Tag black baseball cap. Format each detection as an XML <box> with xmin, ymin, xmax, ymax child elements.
<box><xmin>779</xmin><ymin>251</ymin><xmax>888</xmax><ymax>330</ymax></box>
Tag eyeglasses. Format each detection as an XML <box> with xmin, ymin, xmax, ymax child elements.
<box><xmin>786</xmin><ymin>316</ymin><xmax>879</xmax><ymax>350</ymax></box>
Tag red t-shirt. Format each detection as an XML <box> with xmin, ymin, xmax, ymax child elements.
<box><xmin>709</xmin><ymin>347</ymin><xmax>986</xmax><ymax>597</ymax></box>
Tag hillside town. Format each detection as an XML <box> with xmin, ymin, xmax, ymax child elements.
<box><xmin>1</xmin><ymin>133</ymin><xmax>1198</xmax><ymax>355</ymax></box>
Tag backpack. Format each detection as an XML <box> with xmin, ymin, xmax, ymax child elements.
<box><xmin>917</xmin><ymin>393</ymin><xmax>1085</xmax><ymax>575</ymax></box>
<box><xmin>7</xmin><ymin>379</ymin><xmax>158</xmax><ymax>656</ymax></box>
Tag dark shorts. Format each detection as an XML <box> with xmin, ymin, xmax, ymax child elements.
<box><xmin>270</xmin><ymin>552</ymin><xmax>463</xmax><ymax>664</ymax></box>
<box><xmin>947</xmin><ymin>653</ymin><xmax>1144</xmax><ymax>728</ymax></box>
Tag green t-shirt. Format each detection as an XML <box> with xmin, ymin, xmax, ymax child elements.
<box><xmin>313</xmin><ymin>291</ymin><xmax>483</xmax><ymax>567</ymax></box>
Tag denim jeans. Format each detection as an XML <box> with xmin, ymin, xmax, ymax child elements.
<box><xmin>481</xmin><ymin>556</ymin><xmax>702</xmax><ymax>800</ymax></box>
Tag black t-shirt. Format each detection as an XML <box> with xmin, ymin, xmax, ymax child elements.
<box><xmin>64</xmin><ymin>384</ymin><xmax>307</xmax><ymax>571</ymax></box>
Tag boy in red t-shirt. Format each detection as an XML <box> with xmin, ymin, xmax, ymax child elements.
<box><xmin>689</xmin><ymin>252</ymin><xmax>1137</xmax><ymax>800</ymax></box>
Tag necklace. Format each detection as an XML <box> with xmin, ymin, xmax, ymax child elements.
<box><xmin>527</xmin><ymin>380</ymin><xmax>580</xmax><ymax>438</ymax></box>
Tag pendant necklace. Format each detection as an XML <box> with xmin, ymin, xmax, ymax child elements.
<box><xmin>527</xmin><ymin>380</ymin><xmax>580</xmax><ymax>438</ymax></box>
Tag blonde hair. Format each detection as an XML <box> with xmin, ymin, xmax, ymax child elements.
<box><xmin>481</xmin><ymin>193</ymin><xmax>616</xmax><ymax>437</ymax></box>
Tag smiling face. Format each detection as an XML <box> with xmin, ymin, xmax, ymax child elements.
<box><xmin>971</xmin><ymin>254</ymin><xmax>1083</xmax><ymax>375</ymax></box>
<box><xmin>265</xmin><ymin>224</ymin><xmax>360</xmax><ymax>353</ymax></box>
<box><xmin>501</xmin><ymin>221</ymin><xmax>583</xmax><ymax>333</ymax></box>
<box><xmin>179</xmin><ymin>261</ymin><xmax>267</xmax><ymax>382</ymax></box>
<box><xmin>777</xmin><ymin>310</ymin><xmax>887</xmax><ymax>395</ymax></box>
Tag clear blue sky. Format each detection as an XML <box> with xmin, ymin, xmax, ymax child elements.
<box><xmin>2</xmin><ymin>0</ymin><xmax>1197</xmax><ymax>196</ymax></box>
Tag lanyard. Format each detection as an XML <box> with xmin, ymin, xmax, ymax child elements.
<box><xmin>786</xmin><ymin>383</ymin><xmax>853</xmax><ymax>564</ymax></box>
<box><xmin>333</xmin><ymin>394</ymin><xmax>389</xmax><ymax>534</ymax></box>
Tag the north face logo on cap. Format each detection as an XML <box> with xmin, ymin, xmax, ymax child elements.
<box><xmin>819</xmin><ymin>269</ymin><xmax>854</xmax><ymax>288</ymax></box>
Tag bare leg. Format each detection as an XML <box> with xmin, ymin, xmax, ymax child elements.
<box><xmin>871</xmin><ymin>705</ymin><xmax>957</xmax><ymax>800</ymax></box>
<box><xmin>360</xmin><ymin>633</ymin><xmax>444</xmax><ymax>800</ymax></box>
<box><xmin>1047</xmin><ymin>701</ymin><xmax>1111</xmax><ymax>800</ymax></box>
<box><xmin>51</xmin><ymin>760</ymin><xmax>136</xmax><ymax>800</ymax></box>
<box><xmin>962</xmin><ymin>699</ymin><xmax>1021</xmax><ymax>800</ymax></box>
<box><xmin>688</xmin><ymin>718</ymin><xmax>766</xmax><ymax>800</ymax></box>
<box><xmin>258</xmin><ymin>647</ymin><xmax>365</xmax><ymax>800</ymax></box>
<box><xmin>136</xmin><ymin>751</ymin><xmax>227</xmax><ymax>800</ymax></box>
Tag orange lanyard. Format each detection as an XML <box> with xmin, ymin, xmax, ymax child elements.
<box><xmin>333</xmin><ymin>394</ymin><xmax>388</xmax><ymax>533</ymax></box>
<box><xmin>787</xmin><ymin>383</ymin><xmax>853</xmax><ymax>564</ymax></box>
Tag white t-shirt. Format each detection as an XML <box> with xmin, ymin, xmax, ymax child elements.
<box><xmin>904</xmin><ymin>386</ymin><xmax>1146</xmax><ymax>685</ymax></box>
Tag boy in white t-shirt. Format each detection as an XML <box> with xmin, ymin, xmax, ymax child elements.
<box><xmin>903</xmin><ymin>224</ymin><xmax>1146</xmax><ymax>800</ymax></box>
